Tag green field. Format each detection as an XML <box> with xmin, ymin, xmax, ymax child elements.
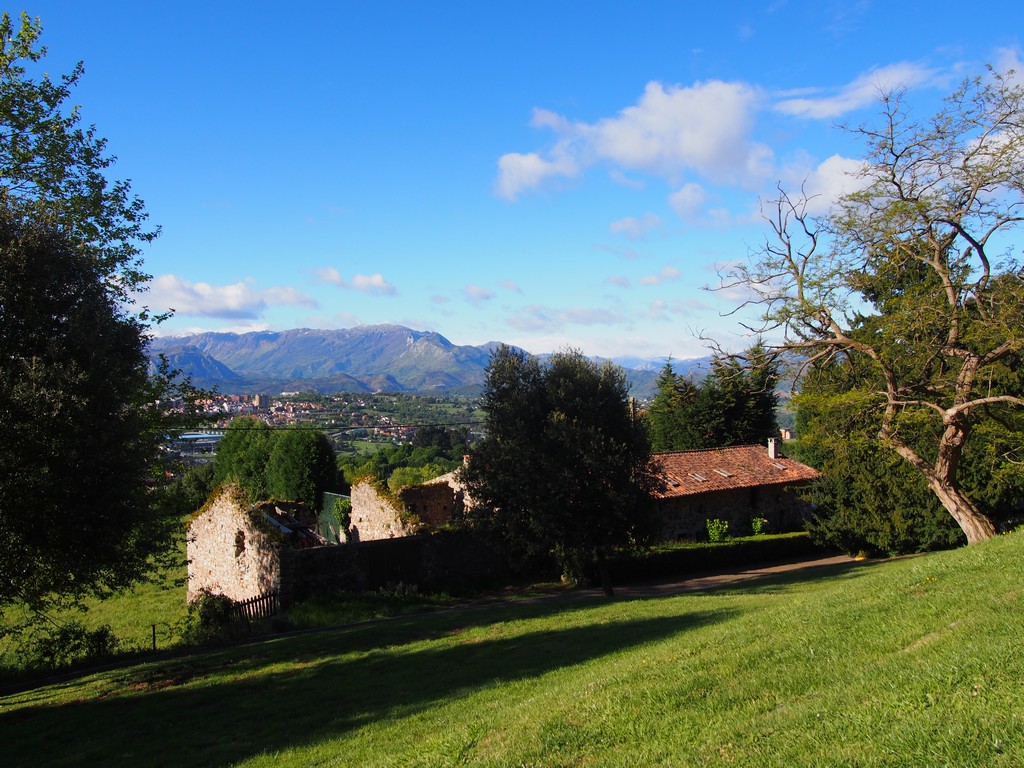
<box><xmin>2</xmin><ymin>532</ymin><xmax>1022</xmax><ymax>766</ymax></box>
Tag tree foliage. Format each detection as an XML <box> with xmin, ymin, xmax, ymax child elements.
<box><xmin>214</xmin><ymin>418</ymin><xmax>339</xmax><ymax>507</ymax></box>
<box><xmin>0</xmin><ymin>12</ymin><xmax>156</xmax><ymax>296</ymax></box>
<box><xmin>0</xmin><ymin>15</ymin><xmax>199</xmax><ymax>618</ymax></box>
<box><xmin>459</xmin><ymin>346</ymin><xmax>657</xmax><ymax>592</ymax></box>
<box><xmin>647</xmin><ymin>342</ymin><xmax>779</xmax><ymax>451</ymax></box>
<box><xmin>0</xmin><ymin>206</ymin><xmax>178</xmax><ymax>612</ymax></box>
<box><xmin>339</xmin><ymin>428</ymin><xmax>466</xmax><ymax>491</ymax></box>
<box><xmin>412</xmin><ymin>424</ymin><xmax>468</xmax><ymax>453</ymax></box>
<box><xmin>266</xmin><ymin>427</ymin><xmax>337</xmax><ymax>508</ymax></box>
<box><xmin>213</xmin><ymin>417</ymin><xmax>275</xmax><ymax>501</ymax></box>
<box><xmin>729</xmin><ymin>71</ymin><xmax>1024</xmax><ymax>544</ymax></box>
<box><xmin>788</xmin><ymin>363</ymin><xmax>965</xmax><ymax>556</ymax></box>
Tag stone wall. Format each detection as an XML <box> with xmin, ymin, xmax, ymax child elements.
<box><xmin>348</xmin><ymin>479</ymin><xmax>421</xmax><ymax>541</ymax></box>
<box><xmin>186</xmin><ymin>487</ymin><xmax>281</xmax><ymax>603</ymax></box>
<box><xmin>658</xmin><ymin>485</ymin><xmax>812</xmax><ymax>541</ymax></box>
<box><xmin>275</xmin><ymin>532</ymin><xmax>509</xmax><ymax>603</ymax></box>
<box><xmin>398</xmin><ymin>473</ymin><xmax>463</xmax><ymax>527</ymax></box>
<box><xmin>189</xmin><ymin>481</ymin><xmax>482</xmax><ymax>608</ymax></box>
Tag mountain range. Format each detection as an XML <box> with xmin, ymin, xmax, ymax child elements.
<box><xmin>148</xmin><ymin>325</ymin><xmax>711</xmax><ymax>398</ymax></box>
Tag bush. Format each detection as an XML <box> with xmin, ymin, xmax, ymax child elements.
<box><xmin>15</xmin><ymin>621</ymin><xmax>120</xmax><ymax>671</ymax></box>
<box><xmin>177</xmin><ymin>591</ymin><xmax>246</xmax><ymax>646</ymax></box>
<box><xmin>751</xmin><ymin>516</ymin><xmax>768</xmax><ymax>536</ymax></box>
<box><xmin>706</xmin><ymin>518</ymin><xmax>729</xmax><ymax>542</ymax></box>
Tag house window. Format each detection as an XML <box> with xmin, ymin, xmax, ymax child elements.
<box><xmin>714</xmin><ymin>469</ymin><xmax>732</xmax><ymax>477</ymax></box>
<box><xmin>689</xmin><ymin>473</ymin><xmax>708</xmax><ymax>482</ymax></box>
<box><xmin>770</xmin><ymin>461</ymin><xmax>787</xmax><ymax>470</ymax></box>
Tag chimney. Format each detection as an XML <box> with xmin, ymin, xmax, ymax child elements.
<box><xmin>767</xmin><ymin>438</ymin><xmax>778</xmax><ymax>459</ymax></box>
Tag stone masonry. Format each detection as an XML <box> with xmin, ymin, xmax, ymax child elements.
<box><xmin>186</xmin><ymin>487</ymin><xmax>281</xmax><ymax>603</ymax></box>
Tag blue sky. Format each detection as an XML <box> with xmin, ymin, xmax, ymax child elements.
<box><xmin>21</xmin><ymin>1</ymin><xmax>1023</xmax><ymax>359</ymax></box>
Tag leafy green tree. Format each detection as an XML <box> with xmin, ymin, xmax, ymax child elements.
<box><xmin>728</xmin><ymin>72</ymin><xmax>1024</xmax><ymax>544</ymax></box>
<box><xmin>0</xmin><ymin>15</ymin><xmax>200</xmax><ymax>620</ymax></box>
<box><xmin>460</xmin><ymin>346</ymin><xmax>656</xmax><ymax>594</ymax></box>
<box><xmin>647</xmin><ymin>362</ymin><xmax>699</xmax><ymax>451</ymax></box>
<box><xmin>338</xmin><ymin>437</ymin><xmax>464</xmax><ymax>491</ymax></box>
<box><xmin>0</xmin><ymin>12</ymin><xmax>156</xmax><ymax>296</ymax></box>
<box><xmin>412</xmin><ymin>424</ymin><xmax>468</xmax><ymax>452</ymax></box>
<box><xmin>791</xmin><ymin>339</ymin><xmax>1024</xmax><ymax>555</ymax></box>
<box><xmin>789</xmin><ymin>360</ymin><xmax>964</xmax><ymax>555</ymax></box>
<box><xmin>173</xmin><ymin>462</ymin><xmax>217</xmax><ymax>512</ymax></box>
<box><xmin>0</xmin><ymin>206</ymin><xmax>179</xmax><ymax>613</ymax></box>
<box><xmin>266</xmin><ymin>427</ymin><xmax>338</xmax><ymax>507</ymax></box>
<box><xmin>647</xmin><ymin>343</ymin><xmax>779</xmax><ymax>451</ymax></box>
<box><xmin>213</xmin><ymin>417</ymin><xmax>275</xmax><ymax>500</ymax></box>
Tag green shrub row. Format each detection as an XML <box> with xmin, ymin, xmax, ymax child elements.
<box><xmin>609</xmin><ymin>532</ymin><xmax>828</xmax><ymax>582</ymax></box>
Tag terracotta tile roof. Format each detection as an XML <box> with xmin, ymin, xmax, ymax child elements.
<box><xmin>651</xmin><ymin>444</ymin><xmax>820</xmax><ymax>499</ymax></box>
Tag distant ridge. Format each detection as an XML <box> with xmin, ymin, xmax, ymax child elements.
<box><xmin>149</xmin><ymin>324</ymin><xmax>708</xmax><ymax>397</ymax></box>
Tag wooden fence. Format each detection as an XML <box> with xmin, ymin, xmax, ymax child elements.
<box><xmin>230</xmin><ymin>592</ymin><xmax>280</xmax><ymax>626</ymax></box>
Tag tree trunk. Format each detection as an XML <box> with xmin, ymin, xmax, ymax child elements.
<box><xmin>931</xmin><ymin>417</ymin><xmax>997</xmax><ymax>544</ymax></box>
<box><xmin>597</xmin><ymin>560</ymin><xmax>614</xmax><ymax>598</ymax></box>
<box><xmin>929</xmin><ymin>479</ymin><xmax>997</xmax><ymax>544</ymax></box>
<box><xmin>882</xmin><ymin>420</ymin><xmax>997</xmax><ymax>545</ymax></box>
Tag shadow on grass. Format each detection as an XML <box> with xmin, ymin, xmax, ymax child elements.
<box><xmin>0</xmin><ymin>602</ymin><xmax>735</xmax><ymax>767</ymax></box>
<box><xmin>612</xmin><ymin>555</ymin><xmax>879</xmax><ymax>601</ymax></box>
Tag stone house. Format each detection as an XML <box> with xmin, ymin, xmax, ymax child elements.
<box><xmin>187</xmin><ymin>486</ymin><xmax>327</xmax><ymax>603</ymax></box>
<box><xmin>187</xmin><ymin>480</ymin><xmax>491</xmax><ymax>606</ymax></box>
<box><xmin>348</xmin><ymin>471</ymin><xmax>464</xmax><ymax>542</ymax></box>
<box><xmin>652</xmin><ymin>439</ymin><xmax>820</xmax><ymax>540</ymax></box>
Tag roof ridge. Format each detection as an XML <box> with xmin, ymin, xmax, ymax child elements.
<box><xmin>652</xmin><ymin>444</ymin><xmax>765</xmax><ymax>456</ymax></box>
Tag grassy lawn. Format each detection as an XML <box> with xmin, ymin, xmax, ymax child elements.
<box><xmin>2</xmin><ymin>533</ymin><xmax>1022</xmax><ymax>766</ymax></box>
<box><xmin>0</xmin><ymin>531</ymin><xmax>191</xmax><ymax>669</ymax></box>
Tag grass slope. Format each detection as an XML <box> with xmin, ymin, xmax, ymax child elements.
<box><xmin>2</xmin><ymin>534</ymin><xmax>1022</xmax><ymax>766</ymax></box>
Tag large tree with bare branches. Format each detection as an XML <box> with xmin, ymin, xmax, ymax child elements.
<box><xmin>730</xmin><ymin>71</ymin><xmax>1024</xmax><ymax>544</ymax></box>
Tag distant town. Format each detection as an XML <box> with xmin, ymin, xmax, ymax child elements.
<box><xmin>168</xmin><ymin>391</ymin><xmax>485</xmax><ymax>463</ymax></box>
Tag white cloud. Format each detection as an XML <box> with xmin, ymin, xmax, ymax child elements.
<box><xmin>995</xmin><ymin>47</ymin><xmax>1023</xmax><ymax>86</ymax></box>
<box><xmin>775</xmin><ymin>62</ymin><xmax>938</xmax><ymax>119</ymax></box>
<box><xmin>148</xmin><ymin>321</ymin><xmax>272</xmax><ymax>337</ymax></box>
<box><xmin>668</xmin><ymin>182</ymin><xmax>707</xmax><ymax>221</ymax></box>
<box><xmin>315</xmin><ymin>267</ymin><xmax>396</xmax><ymax>295</ymax></box>
<box><xmin>507</xmin><ymin>304</ymin><xmax>621</xmax><ymax>333</ymax></box>
<box><xmin>313</xmin><ymin>266</ymin><xmax>345</xmax><ymax>286</ymax></box>
<box><xmin>146</xmin><ymin>274</ymin><xmax>316</xmax><ymax>319</ymax></box>
<box><xmin>264</xmin><ymin>286</ymin><xmax>317</xmax><ymax>305</ymax></box>
<box><xmin>351</xmin><ymin>273</ymin><xmax>396</xmax><ymax>295</ymax></box>
<box><xmin>606</xmin><ymin>275</ymin><xmax>631</xmax><ymax>288</ymax></box>
<box><xmin>494</xmin><ymin>145</ymin><xmax>581</xmax><ymax>201</ymax></box>
<box><xmin>560</xmin><ymin>307</ymin><xmax>620</xmax><ymax>325</ymax></box>
<box><xmin>778</xmin><ymin>153</ymin><xmax>869</xmax><ymax>214</ymax></box>
<box><xmin>594</xmin><ymin>81</ymin><xmax>766</xmax><ymax>181</ymax></box>
<box><xmin>431</xmin><ymin>294</ymin><xmax>451</xmax><ymax>304</ymax></box>
<box><xmin>647</xmin><ymin>297</ymin><xmax>713</xmax><ymax>320</ymax></box>
<box><xmin>464</xmin><ymin>284</ymin><xmax>496</xmax><ymax>304</ymax></box>
<box><xmin>495</xmin><ymin>79</ymin><xmax>772</xmax><ymax>199</ymax></box>
<box><xmin>638</xmin><ymin>266</ymin><xmax>682</xmax><ymax>286</ymax></box>
<box><xmin>610</xmin><ymin>212</ymin><xmax>661</xmax><ymax>240</ymax></box>
<box><xmin>499</xmin><ymin>280</ymin><xmax>523</xmax><ymax>293</ymax></box>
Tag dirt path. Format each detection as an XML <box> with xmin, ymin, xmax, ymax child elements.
<box><xmin>605</xmin><ymin>553</ymin><xmax>859</xmax><ymax>599</ymax></box>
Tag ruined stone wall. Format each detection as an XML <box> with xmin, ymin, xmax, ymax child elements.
<box><xmin>278</xmin><ymin>544</ymin><xmax>361</xmax><ymax>605</ymax></box>
<box><xmin>658</xmin><ymin>485</ymin><xmax>811</xmax><ymax>541</ymax></box>
<box><xmin>398</xmin><ymin>475</ymin><xmax>462</xmax><ymax>527</ymax></box>
<box><xmin>186</xmin><ymin>487</ymin><xmax>281</xmax><ymax>603</ymax></box>
<box><xmin>277</xmin><ymin>531</ymin><xmax>510</xmax><ymax>603</ymax></box>
<box><xmin>349</xmin><ymin>479</ymin><xmax>421</xmax><ymax>541</ymax></box>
